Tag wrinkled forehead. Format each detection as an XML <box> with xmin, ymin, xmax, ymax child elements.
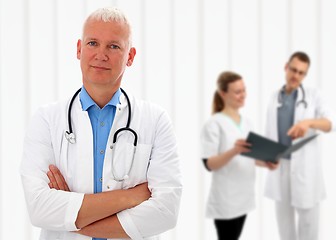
<box><xmin>81</xmin><ymin>8</ymin><xmax>133</xmax><ymax>45</ymax></box>
<box><xmin>82</xmin><ymin>19</ymin><xmax>132</xmax><ymax>47</ymax></box>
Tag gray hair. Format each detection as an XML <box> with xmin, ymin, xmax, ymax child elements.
<box><xmin>83</xmin><ymin>7</ymin><xmax>133</xmax><ymax>47</ymax></box>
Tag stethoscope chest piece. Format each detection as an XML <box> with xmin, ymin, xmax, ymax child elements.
<box><xmin>65</xmin><ymin>131</ymin><xmax>76</xmax><ymax>144</ymax></box>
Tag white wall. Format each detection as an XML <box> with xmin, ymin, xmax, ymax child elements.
<box><xmin>1</xmin><ymin>0</ymin><xmax>336</xmax><ymax>239</ymax></box>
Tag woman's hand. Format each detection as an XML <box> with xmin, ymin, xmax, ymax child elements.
<box><xmin>232</xmin><ymin>139</ymin><xmax>251</xmax><ymax>154</ymax></box>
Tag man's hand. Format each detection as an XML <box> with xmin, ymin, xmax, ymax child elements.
<box><xmin>47</xmin><ymin>165</ymin><xmax>70</xmax><ymax>191</ymax></box>
<box><xmin>265</xmin><ymin>161</ymin><xmax>279</xmax><ymax>170</ymax></box>
<box><xmin>255</xmin><ymin>160</ymin><xmax>279</xmax><ymax>170</ymax></box>
<box><xmin>47</xmin><ymin>165</ymin><xmax>150</xmax><ymax>203</ymax></box>
<box><xmin>287</xmin><ymin>120</ymin><xmax>311</xmax><ymax>139</ymax></box>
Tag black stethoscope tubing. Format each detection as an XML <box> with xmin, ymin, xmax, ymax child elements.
<box><xmin>66</xmin><ymin>87</ymin><xmax>138</xmax><ymax>146</ymax></box>
<box><xmin>278</xmin><ymin>84</ymin><xmax>307</xmax><ymax>108</ymax></box>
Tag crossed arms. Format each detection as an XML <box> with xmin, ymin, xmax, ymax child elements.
<box><xmin>47</xmin><ymin>165</ymin><xmax>150</xmax><ymax>238</ymax></box>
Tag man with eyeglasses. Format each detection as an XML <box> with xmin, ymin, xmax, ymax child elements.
<box><xmin>263</xmin><ymin>51</ymin><xmax>336</xmax><ymax>240</ymax></box>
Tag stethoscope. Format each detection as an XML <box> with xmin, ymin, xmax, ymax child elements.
<box><xmin>64</xmin><ymin>88</ymin><xmax>138</xmax><ymax>182</ymax></box>
<box><xmin>277</xmin><ymin>84</ymin><xmax>308</xmax><ymax>108</ymax></box>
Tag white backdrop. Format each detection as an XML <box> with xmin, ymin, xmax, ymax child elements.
<box><xmin>1</xmin><ymin>0</ymin><xmax>336</xmax><ymax>239</ymax></box>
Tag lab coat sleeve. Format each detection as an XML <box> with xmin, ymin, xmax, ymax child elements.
<box><xmin>314</xmin><ymin>89</ymin><xmax>336</xmax><ymax>131</ymax></box>
<box><xmin>20</xmin><ymin>107</ymin><xmax>84</xmax><ymax>231</ymax></box>
<box><xmin>200</xmin><ymin>118</ymin><xmax>221</xmax><ymax>158</ymax></box>
<box><xmin>117</xmin><ymin>110</ymin><xmax>182</xmax><ymax>239</ymax></box>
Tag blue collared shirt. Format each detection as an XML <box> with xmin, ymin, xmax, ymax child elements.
<box><xmin>80</xmin><ymin>86</ymin><xmax>121</xmax><ymax>240</ymax></box>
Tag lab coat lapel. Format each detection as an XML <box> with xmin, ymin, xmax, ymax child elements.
<box><xmin>70</xmin><ymin>97</ymin><xmax>94</xmax><ymax>193</ymax></box>
<box><xmin>293</xmin><ymin>87</ymin><xmax>305</xmax><ymax>125</ymax></box>
<box><xmin>102</xmin><ymin>93</ymin><xmax>129</xmax><ymax>190</ymax></box>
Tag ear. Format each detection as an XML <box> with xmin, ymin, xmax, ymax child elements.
<box><xmin>217</xmin><ymin>90</ymin><xmax>226</xmax><ymax>100</ymax></box>
<box><xmin>126</xmin><ymin>47</ymin><xmax>136</xmax><ymax>66</ymax></box>
<box><xmin>76</xmin><ymin>39</ymin><xmax>82</xmax><ymax>60</ymax></box>
<box><xmin>284</xmin><ymin>62</ymin><xmax>289</xmax><ymax>71</ymax></box>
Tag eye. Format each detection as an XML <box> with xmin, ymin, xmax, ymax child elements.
<box><xmin>87</xmin><ymin>41</ymin><xmax>98</xmax><ymax>47</ymax></box>
<box><xmin>110</xmin><ymin>44</ymin><xmax>120</xmax><ymax>49</ymax></box>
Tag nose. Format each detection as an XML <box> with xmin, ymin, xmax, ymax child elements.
<box><xmin>95</xmin><ymin>47</ymin><xmax>109</xmax><ymax>61</ymax></box>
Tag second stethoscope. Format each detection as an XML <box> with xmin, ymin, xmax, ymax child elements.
<box><xmin>278</xmin><ymin>84</ymin><xmax>308</xmax><ymax>108</ymax></box>
<box><xmin>64</xmin><ymin>88</ymin><xmax>138</xmax><ymax>182</ymax></box>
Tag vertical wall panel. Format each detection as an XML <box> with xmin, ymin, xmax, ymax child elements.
<box><xmin>172</xmin><ymin>0</ymin><xmax>204</xmax><ymax>239</ymax></box>
<box><xmin>290</xmin><ymin>0</ymin><xmax>319</xmax><ymax>86</ymax></box>
<box><xmin>0</xmin><ymin>0</ymin><xmax>3</xmax><ymax>236</ymax></box>
<box><xmin>28</xmin><ymin>0</ymin><xmax>58</xmax><ymax>114</ymax></box>
<box><xmin>140</xmin><ymin>0</ymin><xmax>173</xmax><ymax>116</ymax></box>
<box><xmin>55</xmin><ymin>0</ymin><xmax>86</xmax><ymax>100</ymax></box>
<box><xmin>0</xmin><ymin>0</ymin><xmax>31</xmax><ymax>239</ymax></box>
<box><xmin>0</xmin><ymin>0</ymin><xmax>2</xmax><ymax>237</ymax></box>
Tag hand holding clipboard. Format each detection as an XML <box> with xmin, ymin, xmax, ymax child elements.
<box><xmin>241</xmin><ymin>132</ymin><xmax>318</xmax><ymax>163</ymax></box>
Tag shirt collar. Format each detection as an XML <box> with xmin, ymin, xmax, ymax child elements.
<box><xmin>280</xmin><ymin>86</ymin><xmax>298</xmax><ymax>99</ymax></box>
<box><xmin>79</xmin><ymin>86</ymin><xmax>121</xmax><ymax>111</ymax></box>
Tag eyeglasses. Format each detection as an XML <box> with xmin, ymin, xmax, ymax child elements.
<box><xmin>288</xmin><ymin>66</ymin><xmax>307</xmax><ymax>77</ymax></box>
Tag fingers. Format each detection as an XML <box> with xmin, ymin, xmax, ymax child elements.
<box><xmin>47</xmin><ymin>165</ymin><xmax>70</xmax><ymax>191</ymax></box>
<box><xmin>287</xmin><ymin>123</ymin><xmax>308</xmax><ymax>139</ymax></box>
<box><xmin>234</xmin><ymin>139</ymin><xmax>251</xmax><ymax>153</ymax></box>
<box><xmin>236</xmin><ymin>139</ymin><xmax>251</xmax><ymax>148</ymax></box>
<box><xmin>47</xmin><ymin>168</ymin><xmax>59</xmax><ymax>189</ymax></box>
<box><xmin>266</xmin><ymin>161</ymin><xmax>279</xmax><ymax>170</ymax></box>
<box><xmin>287</xmin><ymin>126</ymin><xmax>301</xmax><ymax>139</ymax></box>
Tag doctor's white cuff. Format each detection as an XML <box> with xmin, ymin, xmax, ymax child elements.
<box><xmin>117</xmin><ymin>210</ymin><xmax>143</xmax><ymax>240</ymax></box>
<box><xmin>64</xmin><ymin>192</ymin><xmax>85</xmax><ymax>231</ymax></box>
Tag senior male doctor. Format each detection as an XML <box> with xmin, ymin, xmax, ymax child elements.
<box><xmin>264</xmin><ymin>51</ymin><xmax>336</xmax><ymax>240</ymax></box>
<box><xmin>20</xmin><ymin>7</ymin><xmax>182</xmax><ymax>240</ymax></box>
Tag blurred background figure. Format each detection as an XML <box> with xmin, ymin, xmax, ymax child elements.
<box><xmin>264</xmin><ymin>51</ymin><xmax>336</xmax><ymax>240</ymax></box>
<box><xmin>200</xmin><ymin>71</ymin><xmax>255</xmax><ymax>240</ymax></box>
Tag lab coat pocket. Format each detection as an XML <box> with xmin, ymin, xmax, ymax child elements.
<box><xmin>122</xmin><ymin>143</ymin><xmax>152</xmax><ymax>188</ymax></box>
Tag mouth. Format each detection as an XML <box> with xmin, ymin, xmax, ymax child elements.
<box><xmin>91</xmin><ymin>65</ymin><xmax>111</xmax><ymax>71</ymax></box>
<box><xmin>290</xmin><ymin>78</ymin><xmax>299</xmax><ymax>85</ymax></box>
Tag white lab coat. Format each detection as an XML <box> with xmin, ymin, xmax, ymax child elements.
<box><xmin>200</xmin><ymin>113</ymin><xmax>256</xmax><ymax>219</ymax></box>
<box><xmin>20</xmin><ymin>92</ymin><xmax>182</xmax><ymax>240</ymax></box>
<box><xmin>264</xmin><ymin>86</ymin><xmax>336</xmax><ymax>209</ymax></box>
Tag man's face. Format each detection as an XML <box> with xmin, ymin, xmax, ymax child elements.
<box><xmin>77</xmin><ymin>19</ymin><xmax>136</xmax><ymax>90</ymax></box>
<box><xmin>284</xmin><ymin>57</ymin><xmax>309</xmax><ymax>93</ymax></box>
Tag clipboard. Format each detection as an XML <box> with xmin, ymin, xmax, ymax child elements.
<box><xmin>241</xmin><ymin>132</ymin><xmax>318</xmax><ymax>162</ymax></box>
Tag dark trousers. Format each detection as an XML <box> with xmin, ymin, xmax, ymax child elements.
<box><xmin>214</xmin><ymin>215</ymin><xmax>247</xmax><ymax>240</ymax></box>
